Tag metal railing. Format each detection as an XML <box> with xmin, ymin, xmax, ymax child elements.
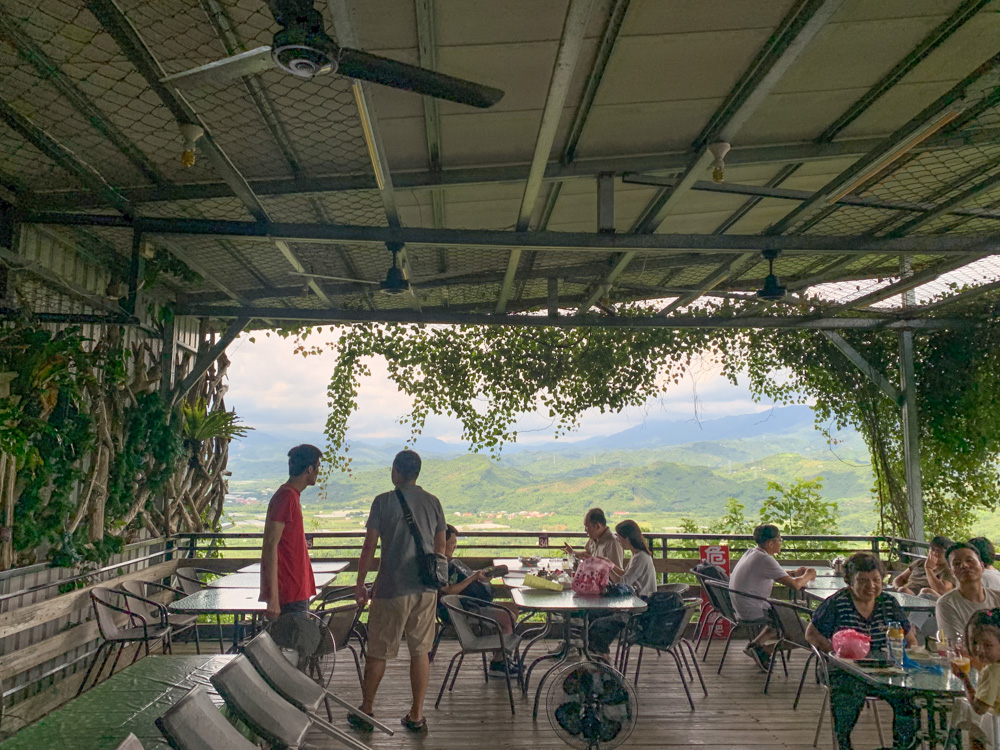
<box><xmin>174</xmin><ymin>531</ymin><xmax>914</xmax><ymax>571</ymax></box>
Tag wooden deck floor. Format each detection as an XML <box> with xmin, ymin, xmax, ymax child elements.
<box><xmin>287</xmin><ymin>636</ymin><xmax>887</xmax><ymax>750</ymax></box>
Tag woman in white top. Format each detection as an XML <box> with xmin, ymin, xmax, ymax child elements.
<box><xmin>589</xmin><ymin>520</ymin><xmax>657</xmax><ymax>656</ymax></box>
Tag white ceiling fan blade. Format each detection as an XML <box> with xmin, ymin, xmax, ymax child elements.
<box><xmin>290</xmin><ymin>271</ymin><xmax>380</xmax><ymax>285</ymax></box>
<box><xmin>161</xmin><ymin>46</ymin><xmax>276</xmax><ymax>89</ymax></box>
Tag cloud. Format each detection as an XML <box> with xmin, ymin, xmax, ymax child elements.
<box><xmin>224</xmin><ymin>333</ymin><xmax>786</xmax><ymax>446</ymax></box>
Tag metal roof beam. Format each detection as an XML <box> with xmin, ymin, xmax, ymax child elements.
<box><xmin>656</xmin><ymin>253</ymin><xmax>761</xmax><ymax>315</ymax></box>
<box><xmin>821</xmin><ymin>331</ymin><xmax>900</xmax><ymax>401</ymax></box>
<box><xmin>630</xmin><ymin>0</ymin><xmax>846</xmax><ymax>236</ymax></box>
<box><xmin>625</xmin><ymin>172</ymin><xmax>1000</xmax><ymax>221</ymax></box>
<box><xmin>711</xmin><ymin>1</ymin><xmax>991</xmax><ymax>238</ymax></box>
<box><xmin>0</xmin><ymin>5</ymin><xmax>164</xmax><ymax>188</ymax></box>
<box><xmin>33</xmin><ymin>131</ymin><xmax>984</xmax><ymax>211</ymax></box>
<box><xmin>86</xmin><ymin>0</ymin><xmax>332</xmax><ymax>307</ymax></box>
<box><xmin>581</xmin><ymin>0</ymin><xmax>845</xmax><ymax>314</ymax></box>
<box><xmin>25</xmin><ymin>213</ymin><xmax>1000</xmax><ymax>256</ymax></box>
<box><xmin>835</xmin><ymin>254</ymin><xmax>984</xmax><ymax>311</ymax></box>
<box><xmin>415</xmin><ymin>0</ymin><xmax>447</xmax><ymax>273</ymax></box>
<box><xmin>177</xmin><ymin>304</ymin><xmax>965</xmax><ymax>331</ymax></box>
<box><xmin>326</xmin><ymin>0</ymin><xmax>418</xmax><ymax>311</ymax></box>
<box><xmin>766</xmin><ymin>53</ymin><xmax>1000</xmax><ymax>236</ymax></box>
<box><xmin>496</xmin><ymin>0</ymin><xmax>595</xmax><ymax>314</ymax></box>
<box><xmin>818</xmin><ymin>0</ymin><xmax>994</xmax><ymax>141</ymax></box>
<box><xmin>0</xmin><ymin>95</ymin><xmax>133</xmax><ymax>218</ymax></box>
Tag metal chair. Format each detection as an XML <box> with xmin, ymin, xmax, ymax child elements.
<box><xmin>175</xmin><ymin>567</ymin><xmax>226</xmax><ymax>653</ymax></box>
<box><xmin>435</xmin><ymin>594</ymin><xmax>522</xmax><ymax>715</ymax></box>
<box><xmin>210</xmin><ymin>654</ymin><xmax>369</xmax><ymax>750</ymax></box>
<box><xmin>155</xmin><ymin>685</ymin><xmax>259</xmax><ymax>750</ymax></box>
<box><xmin>243</xmin><ymin>631</ymin><xmax>394</xmax><ymax>736</ymax></box>
<box><xmin>767</xmin><ymin>599</ymin><xmax>819</xmax><ymax>701</ymax></box>
<box><xmin>811</xmin><ymin>645</ymin><xmax>886</xmax><ymax>748</ymax></box>
<box><xmin>618</xmin><ymin>599</ymin><xmax>706</xmax><ymax>710</ymax></box>
<box><xmin>114</xmin><ymin>733</ymin><xmax>145</xmax><ymax>750</ymax></box>
<box><xmin>267</xmin><ymin>610</ymin><xmax>335</xmax><ymax>686</ymax></box>
<box><xmin>121</xmin><ymin>579</ymin><xmax>201</xmax><ymax>655</ymax></box>
<box><xmin>312</xmin><ymin>587</ymin><xmax>366</xmax><ymax>686</ymax></box>
<box><xmin>657</xmin><ymin>582</ymin><xmax>690</xmax><ymax>596</ymax></box>
<box><xmin>700</xmin><ymin>579</ymin><xmax>772</xmax><ymax>674</ymax></box>
<box><xmin>77</xmin><ymin>587</ymin><xmax>172</xmax><ymax>696</ymax></box>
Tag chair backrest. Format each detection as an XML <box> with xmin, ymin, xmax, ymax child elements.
<box><xmin>175</xmin><ymin>568</ymin><xmax>212</xmax><ymax>596</ymax></box>
<box><xmin>768</xmin><ymin>599</ymin><xmax>812</xmax><ymax>649</ymax></box>
<box><xmin>155</xmin><ymin>685</ymin><xmax>259</xmax><ymax>750</ymax></box>
<box><xmin>210</xmin><ymin>654</ymin><xmax>311</xmax><ymax>748</ymax></box>
<box><xmin>267</xmin><ymin>611</ymin><xmax>331</xmax><ymax>668</ymax></box>
<box><xmin>700</xmin><ymin>578</ymin><xmax>737</xmax><ymax>622</ymax></box>
<box><xmin>114</xmin><ymin>733</ymin><xmax>145</xmax><ymax>750</ymax></box>
<box><xmin>440</xmin><ymin>595</ymin><xmax>497</xmax><ymax>649</ymax></box>
<box><xmin>91</xmin><ymin>587</ymin><xmax>125</xmax><ymax>640</ymax></box>
<box><xmin>657</xmin><ymin>582</ymin><xmax>689</xmax><ymax>596</ymax></box>
<box><xmin>120</xmin><ymin>581</ymin><xmax>156</xmax><ymax>624</ymax></box>
<box><xmin>634</xmin><ymin>598</ymin><xmax>699</xmax><ymax>650</ymax></box>
<box><xmin>244</xmin><ymin>631</ymin><xmax>325</xmax><ymax>713</ymax></box>
<box><xmin>319</xmin><ymin>602</ymin><xmax>362</xmax><ymax>652</ymax></box>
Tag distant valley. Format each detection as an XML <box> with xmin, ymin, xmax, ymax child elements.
<box><xmin>225</xmin><ymin>405</ymin><xmax>884</xmax><ymax>534</ymax></box>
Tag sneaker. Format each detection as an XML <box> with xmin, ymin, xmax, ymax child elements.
<box><xmin>743</xmin><ymin>644</ymin><xmax>769</xmax><ymax>672</ymax></box>
<box><xmin>489</xmin><ymin>659</ymin><xmax>521</xmax><ymax>677</ymax></box>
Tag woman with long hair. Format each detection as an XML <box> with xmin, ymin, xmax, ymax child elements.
<box><xmin>588</xmin><ymin>520</ymin><xmax>657</xmax><ymax>658</ymax></box>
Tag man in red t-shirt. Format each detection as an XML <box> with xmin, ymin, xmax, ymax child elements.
<box><xmin>260</xmin><ymin>444</ymin><xmax>320</xmax><ymax>618</ymax></box>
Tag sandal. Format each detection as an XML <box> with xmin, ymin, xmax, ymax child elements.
<box><xmin>401</xmin><ymin>713</ymin><xmax>427</xmax><ymax>732</ymax></box>
<box><xmin>347</xmin><ymin>709</ymin><xmax>375</xmax><ymax>733</ymax></box>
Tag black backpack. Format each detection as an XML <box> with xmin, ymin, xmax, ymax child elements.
<box><xmin>631</xmin><ymin>591</ymin><xmax>686</xmax><ymax>649</ymax></box>
<box><xmin>692</xmin><ymin>560</ymin><xmax>730</xmax><ymax>583</ymax></box>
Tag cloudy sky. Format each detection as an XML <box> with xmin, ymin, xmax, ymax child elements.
<box><xmin>224</xmin><ymin>331</ymin><xmax>779</xmax><ymax>447</ymax></box>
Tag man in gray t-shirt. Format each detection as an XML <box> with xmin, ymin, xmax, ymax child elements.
<box><xmin>353</xmin><ymin>450</ymin><xmax>446</xmax><ymax>733</ymax></box>
<box><xmin>728</xmin><ymin>525</ymin><xmax>816</xmax><ymax>671</ymax></box>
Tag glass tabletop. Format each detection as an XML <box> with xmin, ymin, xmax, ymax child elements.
<box><xmin>169</xmin><ymin>587</ymin><xmax>270</xmax><ymax>614</ymax></box>
<box><xmin>782</xmin><ymin>565</ymin><xmax>840</xmax><ymax>577</ymax></box>
<box><xmin>511</xmin><ymin>588</ymin><xmax>647</xmax><ymax>613</ymax></box>
<box><xmin>208</xmin><ymin>571</ymin><xmax>338</xmax><ymax>589</ymax></box>
<box><xmin>830</xmin><ymin>654</ymin><xmax>969</xmax><ymax>696</ymax></box>
<box><xmin>236</xmin><ymin>560</ymin><xmax>349</xmax><ymax>574</ymax></box>
<box><xmin>0</xmin><ymin>655</ymin><xmax>233</xmax><ymax>750</ymax></box>
<box><xmin>804</xmin><ymin>588</ymin><xmax>935</xmax><ymax>611</ymax></box>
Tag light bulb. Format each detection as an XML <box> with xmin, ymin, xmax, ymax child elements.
<box><xmin>178</xmin><ymin>123</ymin><xmax>204</xmax><ymax>168</ymax></box>
<box><xmin>708</xmin><ymin>141</ymin><xmax>731</xmax><ymax>184</ymax></box>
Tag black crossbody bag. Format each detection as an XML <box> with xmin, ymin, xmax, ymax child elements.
<box><xmin>395</xmin><ymin>488</ymin><xmax>448</xmax><ymax>589</ymax></box>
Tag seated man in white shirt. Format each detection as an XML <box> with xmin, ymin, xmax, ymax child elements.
<box><xmin>969</xmin><ymin>537</ymin><xmax>1000</xmax><ymax>591</ymax></box>
<box><xmin>936</xmin><ymin>541</ymin><xmax>1000</xmax><ymax>645</ymax></box>
<box><xmin>728</xmin><ymin>524</ymin><xmax>817</xmax><ymax>671</ymax></box>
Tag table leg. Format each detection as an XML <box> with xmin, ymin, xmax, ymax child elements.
<box><xmin>532</xmin><ymin>616</ymin><xmax>572</xmax><ymax>721</ymax></box>
<box><xmin>522</xmin><ymin>614</ymin><xmax>558</xmax><ymax>695</ymax></box>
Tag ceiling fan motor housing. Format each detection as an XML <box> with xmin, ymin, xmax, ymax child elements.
<box><xmin>380</xmin><ymin>264</ymin><xmax>410</xmax><ymax>294</ymax></box>
<box><xmin>271</xmin><ymin>24</ymin><xmax>337</xmax><ymax>79</ymax></box>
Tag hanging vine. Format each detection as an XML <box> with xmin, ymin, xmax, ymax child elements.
<box><xmin>290</xmin><ymin>299</ymin><xmax>1000</xmax><ymax>539</ymax></box>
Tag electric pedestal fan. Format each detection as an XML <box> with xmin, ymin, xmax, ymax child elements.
<box><xmin>545</xmin><ymin>661</ymin><xmax>638</xmax><ymax>750</ymax></box>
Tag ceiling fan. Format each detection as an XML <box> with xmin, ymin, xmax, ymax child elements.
<box><xmin>291</xmin><ymin>243</ymin><xmax>413</xmax><ymax>295</ymax></box>
<box><xmin>161</xmin><ymin>0</ymin><xmax>504</xmax><ymax>108</ymax></box>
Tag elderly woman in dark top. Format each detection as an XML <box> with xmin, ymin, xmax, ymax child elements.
<box><xmin>805</xmin><ymin>552</ymin><xmax>919</xmax><ymax>750</ymax></box>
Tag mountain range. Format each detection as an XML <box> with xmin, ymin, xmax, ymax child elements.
<box><xmin>226</xmin><ymin>406</ymin><xmax>878</xmax><ymax>530</ymax></box>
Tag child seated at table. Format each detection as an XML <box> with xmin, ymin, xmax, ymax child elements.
<box><xmin>952</xmin><ymin>609</ymin><xmax>1000</xmax><ymax>750</ymax></box>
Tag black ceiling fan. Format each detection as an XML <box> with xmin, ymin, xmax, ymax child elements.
<box><xmin>161</xmin><ymin>0</ymin><xmax>504</xmax><ymax>109</ymax></box>
<box><xmin>291</xmin><ymin>243</ymin><xmax>413</xmax><ymax>295</ymax></box>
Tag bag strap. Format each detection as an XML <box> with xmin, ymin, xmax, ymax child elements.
<box><xmin>395</xmin><ymin>488</ymin><xmax>428</xmax><ymax>554</ymax></box>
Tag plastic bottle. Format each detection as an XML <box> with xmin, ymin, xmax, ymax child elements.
<box><xmin>886</xmin><ymin>620</ymin><xmax>905</xmax><ymax>665</ymax></box>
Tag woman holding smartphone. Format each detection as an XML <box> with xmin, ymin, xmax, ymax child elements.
<box><xmin>588</xmin><ymin>520</ymin><xmax>657</xmax><ymax>658</ymax></box>
<box><xmin>440</xmin><ymin>525</ymin><xmax>519</xmax><ymax>675</ymax></box>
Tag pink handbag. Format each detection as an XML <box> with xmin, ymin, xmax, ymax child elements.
<box><xmin>572</xmin><ymin>557</ymin><xmax>615</xmax><ymax>596</ymax></box>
